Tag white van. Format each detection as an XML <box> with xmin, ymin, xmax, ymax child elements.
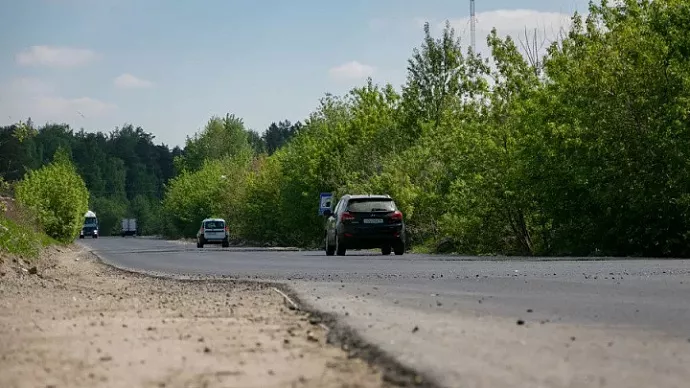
<box><xmin>196</xmin><ymin>218</ymin><xmax>229</xmax><ymax>248</ymax></box>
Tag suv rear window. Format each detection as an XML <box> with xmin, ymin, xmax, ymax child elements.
<box><xmin>346</xmin><ymin>199</ymin><xmax>396</xmax><ymax>212</ymax></box>
<box><xmin>204</xmin><ymin>221</ymin><xmax>225</xmax><ymax>229</ymax></box>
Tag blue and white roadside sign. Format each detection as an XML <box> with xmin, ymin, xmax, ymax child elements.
<box><xmin>319</xmin><ymin>192</ymin><xmax>333</xmax><ymax>215</ymax></box>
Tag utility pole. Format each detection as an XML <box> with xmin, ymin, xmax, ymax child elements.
<box><xmin>470</xmin><ymin>0</ymin><xmax>476</xmax><ymax>51</ymax></box>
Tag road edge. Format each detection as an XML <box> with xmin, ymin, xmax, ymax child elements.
<box><xmin>268</xmin><ymin>282</ymin><xmax>441</xmax><ymax>388</ymax></box>
<box><xmin>84</xmin><ymin>247</ymin><xmax>443</xmax><ymax>388</ymax></box>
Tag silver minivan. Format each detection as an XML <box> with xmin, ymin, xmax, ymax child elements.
<box><xmin>196</xmin><ymin>218</ymin><xmax>230</xmax><ymax>248</ymax></box>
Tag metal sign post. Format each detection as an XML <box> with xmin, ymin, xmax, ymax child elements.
<box><xmin>319</xmin><ymin>192</ymin><xmax>333</xmax><ymax>215</ymax></box>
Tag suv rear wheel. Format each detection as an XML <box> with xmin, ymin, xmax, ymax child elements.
<box><xmin>222</xmin><ymin>238</ymin><xmax>230</xmax><ymax>248</ymax></box>
<box><xmin>393</xmin><ymin>240</ymin><xmax>405</xmax><ymax>255</ymax></box>
<box><xmin>336</xmin><ymin>236</ymin><xmax>346</xmax><ymax>256</ymax></box>
<box><xmin>325</xmin><ymin>234</ymin><xmax>335</xmax><ymax>256</ymax></box>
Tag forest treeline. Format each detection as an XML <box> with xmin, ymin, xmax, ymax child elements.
<box><xmin>3</xmin><ymin>1</ymin><xmax>690</xmax><ymax>257</ymax></box>
<box><xmin>0</xmin><ymin>118</ymin><xmax>299</xmax><ymax>238</ymax></box>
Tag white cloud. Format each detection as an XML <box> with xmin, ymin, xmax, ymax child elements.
<box><xmin>0</xmin><ymin>77</ymin><xmax>116</xmax><ymax>124</ymax></box>
<box><xmin>113</xmin><ymin>73</ymin><xmax>154</xmax><ymax>89</ymax></box>
<box><xmin>329</xmin><ymin>61</ymin><xmax>375</xmax><ymax>80</ymax></box>
<box><xmin>16</xmin><ymin>45</ymin><xmax>98</xmax><ymax>68</ymax></box>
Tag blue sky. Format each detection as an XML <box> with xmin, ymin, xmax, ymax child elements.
<box><xmin>1</xmin><ymin>0</ymin><xmax>590</xmax><ymax>147</ymax></box>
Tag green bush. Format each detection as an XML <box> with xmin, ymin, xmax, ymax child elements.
<box><xmin>15</xmin><ymin>148</ymin><xmax>90</xmax><ymax>243</ymax></box>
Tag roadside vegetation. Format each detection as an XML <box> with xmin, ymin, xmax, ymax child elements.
<box><xmin>2</xmin><ymin>0</ymin><xmax>689</xmax><ymax>257</ymax></box>
<box><xmin>0</xmin><ymin>211</ymin><xmax>54</xmax><ymax>260</ymax></box>
<box><xmin>0</xmin><ymin>135</ymin><xmax>52</xmax><ymax>260</ymax></box>
<box><xmin>14</xmin><ymin>147</ymin><xmax>90</xmax><ymax>243</ymax></box>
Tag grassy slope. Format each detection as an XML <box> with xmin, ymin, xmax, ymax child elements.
<box><xmin>0</xmin><ymin>197</ymin><xmax>57</xmax><ymax>261</ymax></box>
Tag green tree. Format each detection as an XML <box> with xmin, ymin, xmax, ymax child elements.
<box><xmin>15</xmin><ymin>147</ymin><xmax>90</xmax><ymax>242</ymax></box>
<box><xmin>0</xmin><ymin>120</ymin><xmax>40</xmax><ymax>181</ymax></box>
<box><xmin>237</xmin><ymin>155</ymin><xmax>283</xmax><ymax>243</ymax></box>
<box><xmin>176</xmin><ymin>114</ymin><xmax>252</xmax><ymax>172</ymax></box>
<box><xmin>521</xmin><ymin>0</ymin><xmax>690</xmax><ymax>256</ymax></box>
<box><xmin>262</xmin><ymin>120</ymin><xmax>301</xmax><ymax>155</ymax></box>
<box><xmin>401</xmin><ymin>21</ymin><xmax>482</xmax><ymax>142</ymax></box>
<box><xmin>246</xmin><ymin>129</ymin><xmax>266</xmax><ymax>154</ymax></box>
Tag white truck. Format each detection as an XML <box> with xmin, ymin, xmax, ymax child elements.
<box><xmin>121</xmin><ymin>218</ymin><xmax>137</xmax><ymax>237</ymax></box>
<box><xmin>80</xmin><ymin>210</ymin><xmax>99</xmax><ymax>239</ymax></box>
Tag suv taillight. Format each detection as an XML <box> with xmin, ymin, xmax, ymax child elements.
<box><xmin>390</xmin><ymin>210</ymin><xmax>403</xmax><ymax>221</ymax></box>
<box><xmin>225</xmin><ymin>226</ymin><xmax>229</xmax><ymax>232</ymax></box>
<box><xmin>341</xmin><ymin>212</ymin><xmax>355</xmax><ymax>222</ymax></box>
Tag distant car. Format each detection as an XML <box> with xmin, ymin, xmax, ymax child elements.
<box><xmin>196</xmin><ymin>218</ymin><xmax>230</xmax><ymax>248</ymax></box>
<box><xmin>323</xmin><ymin>194</ymin><xmax>406</xmax><ymax>256</ymax></box>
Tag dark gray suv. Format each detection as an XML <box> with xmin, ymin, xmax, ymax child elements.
<box><xmin>323</xmin><ymin>194</ymin><xmax>406</xmax><ymax>256</ymax></box>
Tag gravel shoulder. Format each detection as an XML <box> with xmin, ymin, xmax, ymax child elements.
<box><xmin>0</xmin><ymin>246</ymin><xmax>383</xmax><ymax>388</ymax></box>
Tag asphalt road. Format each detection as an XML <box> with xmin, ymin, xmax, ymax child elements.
<box><xmin>79</xmin><ymin>237</ymin><xmax>690</xmax><ymax>388</ymax></box>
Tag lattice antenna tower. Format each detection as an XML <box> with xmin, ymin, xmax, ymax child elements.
<box><xmin>470</xmin><ymin>0</ymin><xmax>476</xmax><ymax>51</ymax></box>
